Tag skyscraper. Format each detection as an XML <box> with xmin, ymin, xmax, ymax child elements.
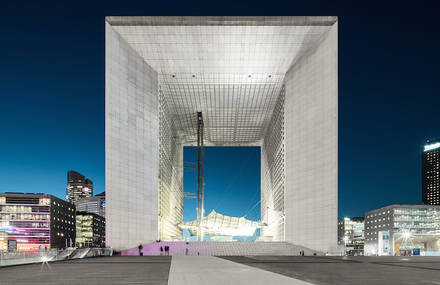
<box><xmin>66</xmin><ymin>170</ymin><xmax>93</xmax><ymax>205</ymax></box>
<box><xmin>422</xmin><ymin>139</ymin><xmax>440</xmax><ymax>205</ymax></box>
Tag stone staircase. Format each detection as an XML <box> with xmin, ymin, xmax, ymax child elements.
<box><xmin>69</xmin><ymin>248</ymin><xmax>91</xmax><ymax>259</ymax></box>
<box><xmin>122</xmin><ymin>241</ymin><xmax>322</xmax><ymax>256</ymax></box>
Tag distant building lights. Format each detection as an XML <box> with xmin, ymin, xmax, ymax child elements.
<box><xmin>424</xmin><ymin>142</ymin><xmax>440</xmax><ymax>152</ymax></box>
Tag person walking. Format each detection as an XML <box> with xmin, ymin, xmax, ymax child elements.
<box><xmin>139</xmin><ymin>244</ymin><xmax>143</xmax><ymax>256</ymax></box>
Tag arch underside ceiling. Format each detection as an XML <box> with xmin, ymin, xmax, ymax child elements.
<box><xmin>111</xmin><ymin>23</ymin><xmax>331</xmax><ymax>145</ymax></box>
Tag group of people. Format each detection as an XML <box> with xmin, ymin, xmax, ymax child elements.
<box><xmin>159</xmin><ymin>246</ymin><xmax>170</xmax><ymax>255</ymax></box>
<box><xmin>138</xmin><ymin>244</ymin><xmax>171</xmax><ymax>256</ymax></box>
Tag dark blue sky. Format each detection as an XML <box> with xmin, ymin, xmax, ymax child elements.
<box><xmin>183</xmin><ymin>147</ymin><xmax>261</xmax><ymax>222</ymax></box>
<box><xmin>0</xmin><ymin>1</ymin><xmax>439</xmax><ymax>219</ymax></box>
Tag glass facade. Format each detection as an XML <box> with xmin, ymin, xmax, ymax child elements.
<box><xmin>76</xmin><ymin>212</ymin><xmax>105</xmax><ymax>247</ymax></box>
<box><xmin>393</xmin><ymin>207</ymin><xmax>440</xmax><ymax>235</ymax></box>
<box><xmin>66</xmin><ymin>170</ymin><xmax>93</xmax><ymax>205</ymax></box>
<box><xmin>338</xmin><ymin>217</ymin><xmax>365</xmax><ymax>255</ymax></box>
<box><xmin>422</xmin><ymin>139</ymin><xmax>440</xmax><ymax>205</ymax></box>
<box><xmin>76</xmin><ymin>195</ymin><xmax>105</xmax><ymax>218</ymax></box>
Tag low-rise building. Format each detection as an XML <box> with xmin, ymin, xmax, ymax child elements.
<box><xmin>0</xmin><ymin>193</ymin><xmax>76</xmax><ymax>251</ymax></box>
<box><xmin>76</xmin><ymin>211</ymin><xmax>105</xmax><ymax>247</ymax></box>
<box><xmin>338</xmin><ymin>217</ymin><xmax>364</xmax><ymax>255</ymax></box>
<box><xmin>364</xmin><ymin>204</ymin><xmax>440</xmax><ymax>256</ymax></box>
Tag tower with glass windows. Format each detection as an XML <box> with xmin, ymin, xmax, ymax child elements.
<box><xmin>422</xmin><ymin>139</ymin><xmax>440</xmax><ymax>205</ymax></box>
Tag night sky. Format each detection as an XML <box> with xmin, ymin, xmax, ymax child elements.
<box><xmin>0</xmin><ymin>1</ymin><xmax>439</xmax><ymax>221</ymax></box>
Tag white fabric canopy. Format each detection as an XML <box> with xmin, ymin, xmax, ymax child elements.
<box><xmin>179</xmin><ymin>210</ymin><xmax>260</xmax><ymax>236</ymax></box>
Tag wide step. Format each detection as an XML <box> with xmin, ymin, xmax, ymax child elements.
<box><xmin>122</xmin><ymin>242</ymin><xmax>322</xmax><ymax>256</ymax></box>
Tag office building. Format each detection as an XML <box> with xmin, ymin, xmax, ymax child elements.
<box><xmin>76</xmin><ymin>192</ymin><xmax>105</xmax><ymax>217</ymax></box>
<box><xmin>106</xmin><ymin>16</ymin><xmax>338</xmax><ymax>252</ymax></box>
<box><xmin>0</xmin><ymin>193</ymin><xmax>76</xmax><ymax>251</ymax></box>
<box><xmin>364</xmin><ymin>204</ymin><xmax>440</xmax><ymax>256</ymax></box>
<box><xmin>76</xmin><ymin>211</ymin><xmax>105</xmax><ymax>247</ymax></box>
<box><xmin>422</xmin><ymin>139</ymin><xmax>440</xmax><ymax>205</ymax></box>
<box><xmin>338</xmin><ymin>217</ymin><xmax>364</xmax><ymax>256</ymax></box>
<box><xmin>66</xmin><ymin>170</ymin><xmax>93</xmax><ymax>205</ymax></box>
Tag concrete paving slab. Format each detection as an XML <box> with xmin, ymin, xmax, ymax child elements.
<box><xmin>0</xmin><ymin>256</ymin><xmax>171</xmax><ymax>285</ymax></box>
<box><xmin>221</xmin><ymin>256</ymin><xmax>440</xmax><ymax>285</ymax></box>
<box><xmin>168</xmin><ymin>255</ymin><xmax>314</xmax><ymax>285</ymax></box>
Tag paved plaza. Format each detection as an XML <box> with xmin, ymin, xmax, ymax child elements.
<box><xmin>222</xmin><ymin>256</ymin><xmax>440</xmax><ymax>285</ymax></box>
<box><xmin>1</xmin><ymin>256</ymin><xmax>440</xmax><ymax>284</ymax></box>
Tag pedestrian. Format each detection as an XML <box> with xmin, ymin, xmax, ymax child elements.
<box><xmin>165</xmin><ymin>245</ymin><xmax>169</xmax><ymax>256</ymax></box>
<box><xmin>160</xmin><ymin>246</ymin><xmax>163</xmax><ymax>256</ymax></box>
<box><xmin>139</xmin><ymin>244</ymin><xmax>143</xmax><ymax>256</ymax></box>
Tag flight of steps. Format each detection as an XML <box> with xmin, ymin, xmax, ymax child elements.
<box><xmin>122</xmin><ymin>241</ymin><xmax>322</xmax><ymax>256</ymax></box>
<box><xmin>69</xmin><ymin>248</ymin><xmax>91</xmax><ymax>259</ymax></box>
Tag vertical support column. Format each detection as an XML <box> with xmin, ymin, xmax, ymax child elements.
<box><xmin>196</xmin><ymin>112</ymin><xmax>204</xmax><ymax>241</ymax></box>
<box><xmin>284</xmin><ymin>22</ymin><xmax>338</xmax><ymax>253</ymax></box>
<box><xmin>105</xmin><ymin>22</ymin><xmax>159</xmax><ymax>250</ymax></box>
<box><xmin>260</xmin><ymin>88</ymin><xmax>285</xmax><ymax>241</ymax></box>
